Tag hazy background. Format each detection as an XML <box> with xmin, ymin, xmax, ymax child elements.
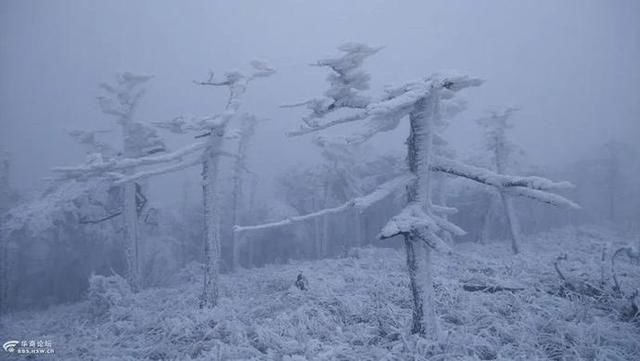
<box><xmin>1</xmin><ymin>0</ymin><xmax>639</xmax><ymax>205</ymax></box>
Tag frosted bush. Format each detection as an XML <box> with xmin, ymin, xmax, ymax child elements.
<box><xmin>87</xmin><ymin>273</ymin><xmax>132</xmax><ymax>320</ymax></box>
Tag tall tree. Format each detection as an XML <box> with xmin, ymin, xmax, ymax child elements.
<box><xmin>238</xmin><ymin>43</ymin><xmax>579</xmax><ymax>339</ymax></box>
<box><xmin>477</xmin><ymin>108</ymin><xmax>522</xmax><ymax>254</ymax></box>
<box><xmin>231</xmin><ymin>115</ymin><xmax>260</xmax><ymax>270</ymax></box>
<box><xmin>152</xmin><ymin>61</ymin><xmax>274</xmax><ymax>307</ymax></box>
<box><xmin>55</xmin><ymin>73</ymin><xmax>165</xmax><ymax>291</ymax></box>
<box><xmin>55</xmin><ymin>63</ymin><xmax>273</xmax><ymax>306</ymax></box>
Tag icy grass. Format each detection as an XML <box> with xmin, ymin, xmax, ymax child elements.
<box><xmin>4</xmin><ymin>226</ymin><xmax>639</xmax><ymax>360</ymax></box>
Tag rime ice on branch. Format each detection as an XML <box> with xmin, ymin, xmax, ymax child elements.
<box><xmin>240</xmin><ymin>43</ymin><xmax>579</xmax><ymax>339</ymax></box>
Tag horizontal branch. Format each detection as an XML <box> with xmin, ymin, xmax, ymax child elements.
<box><xmin>503</xmin><ymin>186</ymin><xmax>580</xmax><ymax>209</ymax></box>
<box><xmin>234</xmin><ymin>201</ymin><xmax>352</xmax><ymax>233</ymax></box>
<box><xmin>431</xmin><ymin>156</ymin><xmax>579</xmax><ymax>209</ymax></box>
<box><xmin>109</xmin><ymin>156</ymin><xmax>202</xmax><ymax>185</ymax></box>
<box><xmin>431</xmin><ymin>156</ymin><xmax>574</xmax><ymax>191</ymax></box>
<box><xmin>234</xmin><ymin>174</ymin><xmax>411</xmax><ymax>233</ymax></box>
<box><xmin>286</xmin><ymin>111</ymin><xmax>369</xmax><ymax>137</ymax></box>
<box><xmin>53</xmin><ymin>142</ymin><xmax>206</xmax><ymax>180</ymax></box>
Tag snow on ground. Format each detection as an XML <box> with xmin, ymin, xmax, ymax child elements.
<box><xmin>4</xmin><ymin>226</ymin><xmax>639</xmax><ymax>360</ymax></box>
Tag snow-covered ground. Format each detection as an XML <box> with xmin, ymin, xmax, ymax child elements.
<box><xmin>4</xmin><ymin>226</ymin><xmax>639</xmax><ymax>360</ymax></box>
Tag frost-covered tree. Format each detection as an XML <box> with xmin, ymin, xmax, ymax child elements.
<box><xmin>239</xmin><ymin>43</ymin><xmax>578</xmax><ymax>339</ymax></box>
<box><xmin>152</xmin><ymin>62</ymin><xmax>275</xmax><ymax>307</ymax></box>
<box><xmin>230</xmin><ymin>114</ymin><xmax>260</xmax><ymax>270</ymax></box>
<box><xmin>54</xmin><ymin>73</ymin><xmax>165</xmax><ymax>291</ymax></box>
<box><xmin>477</xmin><ymin>108</ymin><xmax>523</xmax><ymax>253</ymax></box>
<box><xmin>55</xmin><ymin>63</ymin><xmax>273</xmax><ymax>307</ymax></box>
<box><xmin>601</xmin><ymin>140</ymin><xmax>635</xmax><ymax>222</ymax></box>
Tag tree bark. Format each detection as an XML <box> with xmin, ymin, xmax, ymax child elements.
<box><xmin>403</xmin><ymin>92</ymin><xmax>440</xmax><ymax>339</ymax></box>
<box><xmin>122</xmin><ymin>181</ymin><xmax>140</xmax><ymax>291</ymax></box>
<box><xmin>500</xmin><ymin>192</ymin><xmax>521</xmax><ymax>254</ymax></box>
<box><xmin>494</xmin><ymin>134</ymin><xmax>521</xmax><ymax>254</ymax></box>
<box><xmin>354</xmin><ymin>209</ymin><xmax>364</xmax><ymax>247</ymax></box>
<box><xmin>478</xmin><ymin>194</ymin><xmax>494</xmax><ymax>244</ymax></box>
<box><xmin>122</xmin><ymin>122</ymin><xmax>141</xmax><ymax>291</ymax></box>
<box><xmin>201</xmin><ymin>146</ymin><xmax>222</xmax><ymax>308</ymax></box>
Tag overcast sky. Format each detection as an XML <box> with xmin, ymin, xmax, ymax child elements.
<box><xmin>1</xmin><ymin>0</ymin><xmax>638</xmax><ymax>203</ymax></box>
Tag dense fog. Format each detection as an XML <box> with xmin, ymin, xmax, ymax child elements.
<box><xmin>0</xmin><ymin>1</ymin><xmax>639</xmax><ymax>360</ymax></box>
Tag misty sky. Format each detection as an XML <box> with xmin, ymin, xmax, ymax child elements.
<box><xmin>1</xmin><ymin>0</ymin><xmax>638</xmax><ymax>202</ymax></box>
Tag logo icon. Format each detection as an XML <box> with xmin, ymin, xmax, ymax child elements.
<box><xmin>3</xmin><ymin>340</ymin><xmax>20</xmax><ymax>352</ymax></box>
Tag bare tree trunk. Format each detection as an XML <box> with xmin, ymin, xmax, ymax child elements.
<box><xmin>122</xmin><ymin>181</ymin><xmax>140</xmax><ymax>291</ymax></box>
<box><xmin>247</xmin><ymin>237</ymin><xmax>254</xmax><ymax>268</ymax></box>
<box><xmin>354</xmin><ymin>209</ymin><xmax>364</xmax><ymax>247</ymax></box>
<box><xmin>403</xmin><ymin>93</ymin><xmax>440</xmax><ymax>339</ymax></box>
<box><xmin>404</xmin><ymin>235</ymin><xmax>437</xmax><ymax>335</ymax></box>
<box><xmin>495</xmin><ymin>156</ymin><xmax>520</xmax><ymax>254</ymax></box>
<box><xmin>500</xmin><ymin>192</ymin><xmax>521</xmax><ymax>254</ymax></box>
<box><xmin>321</xmin><ymin>184</ymin><xmax>330</xmax><ymax>257</ymax></box>
<box><xmin>201</xmin><ymin>148</ymin><xmax>221</xmax><ymax>308</ymax></box>
<box><xmin>322</xmin><ymin>214</ymin><xmax>329</xmax><ymax>257</ymax></box>
<box><xmin>231</xmin><ymin>178</ymin><xmax>241</xmax><ymax>271</ymax></box>
<box><xmin>478</xmin><ymin>194</ymin><xmax>494</xmax><ymax>244</ymax></box>
<box><xmin>314</xmin><ymin>218</ymin><xmax>321</xmax><ymax>259</ymax></box>
<box><xmin>121</xmin><ymin>121</ymin><xmax>142</xmax><ymax>291</ymax></box>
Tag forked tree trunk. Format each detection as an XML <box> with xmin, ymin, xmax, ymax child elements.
<box><xmin>201</xmin><ymin>144</ymin><xmax>222</xmax><ymax>308</ymax></box>
<box><xmin>404</xmin><ymin>92</ymin><xmax>440</xmax><ymax>339</ymax></box>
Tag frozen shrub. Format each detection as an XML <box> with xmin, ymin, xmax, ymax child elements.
<box><xmin>87</xmin><ymin>274</ymin><xmax>132</xmax><ymax>320</ymax></box>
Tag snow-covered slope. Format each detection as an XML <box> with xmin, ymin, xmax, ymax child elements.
<box><xmin>3</xmin><ymin>226</ymin><xmax>639</xmax><ymax>360</ymax></box>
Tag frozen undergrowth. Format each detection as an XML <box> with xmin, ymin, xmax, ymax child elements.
<box><xmin>4</xmin><ymin>226</ymin><xmax>639</xmax><ymax>360</ymax></box>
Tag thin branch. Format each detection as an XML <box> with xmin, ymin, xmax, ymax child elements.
<box><xmin>286</xmin><ymin>111</ymin><xmax>369</xmax><ymax>137</ymax></box>
<box><xmin>234</xmin><ymin>174</ymin><xmax>412</xmax><ymax>233</ymax></box>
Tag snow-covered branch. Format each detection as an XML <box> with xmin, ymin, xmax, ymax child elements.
<box><xmin>233</xmin><ymin>201</ymin><xmax>352</xmax><ymax>233</ymax></box>
<box><xmin>352</xmin><ymin>174</ymin><xmax>414</xmax><ymax>209</ymax></box>
<box><xmin>431</xmin><ymin>156</ymin><xmax>578</xmax><ymax>209</ymax></box>
<box><xmin>53</xmin><ymin>142</ymin><xmax>207</xmax><ymax>180</ymax></box>
<box><xmin>431</xmin><ymin>156</ymin><xmax>574</xmax><ymax>191</ymax></box>
<box><xmin>234</xmin><ymin>174</ymin><xmax>412</xmax><ymax>233</ymax></box>
<box><xmin>109</xmin><ymin>156</ymin><xmax>202</xmax><ymax>185</ymax></box>
<box><xmin>502</xmin><ymin>187</ymin><xmax>580</xmax><ymax>209</ymax></box>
